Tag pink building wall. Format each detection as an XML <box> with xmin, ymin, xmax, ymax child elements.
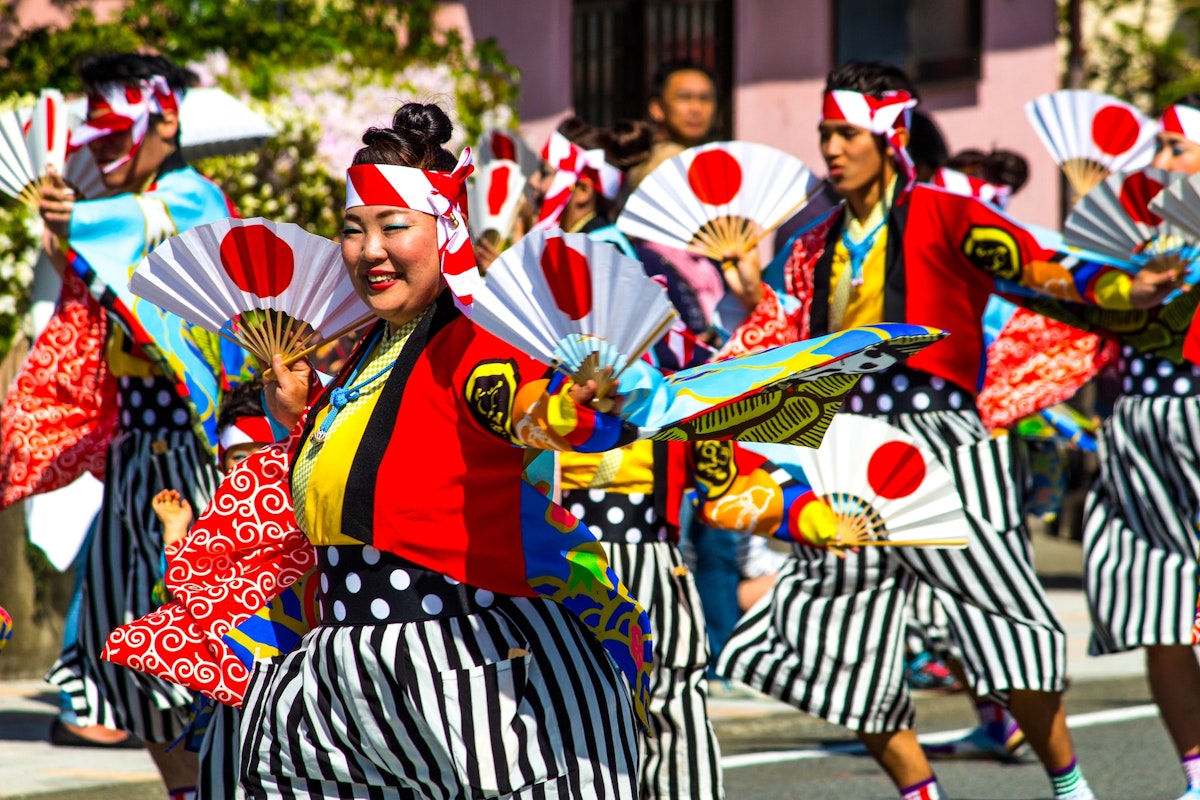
<box><xmin>464</xmin><ymin>0</ymin><xmax>1062</xmax><ymax>228</ymax></box>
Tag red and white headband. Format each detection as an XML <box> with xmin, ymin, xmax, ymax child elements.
<box><xmin>345</xmin><ymin>147</ymin><xmax>483</xmax><ymax>309</ymax></box>
<box><xmin>532</xmin><ymin>131</ymin><xmax>624</xmax><ymax>232</ymax></box>
<box><xmin>1161</xmin><ymin>104</ymin><xmax>1200</xmax><ymax>146</ymax></box>
<box><xmin>822</xmin><ymin>89</ymin><xmax>918</xmax><ymax>193</ymax></box>
<box><xmin>70</xmin><ymin>76</ymin><xmax>181</xmax><ymax>174</ymax></box>
<box><xmin>930</xmin><ymin>167</ymin><xmax>1012</xmax><ymax>210</ymax></box>
<box><xmin>218</xmin><ymin>415</ymin><xmax>275</xmax><ymax>459</ymax></box>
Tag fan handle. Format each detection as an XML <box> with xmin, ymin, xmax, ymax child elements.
<box><xmin>260</xmin><ymin>313</ymin><xmax>375</xmax><ymax>381</ymax></box>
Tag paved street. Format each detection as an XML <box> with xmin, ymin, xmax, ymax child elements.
<box><xmin>0</xmin><ymin>534</ymin><xmax>1180</xmax><ymax>799</ymax></box>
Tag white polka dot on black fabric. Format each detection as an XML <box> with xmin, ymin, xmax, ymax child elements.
<box><xmin>370</xmin><ymin>598</ymin><xmax>390</xmax><ymax>620</ymax></box>
<box><xmin>644</xmin><ymin>507</ymin><xmax>656</xmax><ymax>524</ymax></box>
<box><xmin>421</xmin><ymin>595</ymin><xmax>443</xmax><ymax>615</ymax></box>
<box><xmin>588</xmin><ymin>489</ymin><xmax>606</xmax><ymax>503</ymax></box>
<box><xmin>1131</xmin><ymin>359</ymin><xmax>1145</xmax><ymax>376</ymax></box>
<box><xmin>606</xmin><ymin>506</ymin><xmax>625</xmax><ymax>524</ymax></box>
<box><xmin>475</xmin><ymin>589</ymin><xmax>494</xmax><ymax>607</ymax></box>
<box><xmin>142</xmin><ymin>409</ymin><xmax>157</xmax><ymax>426</ymax></box>
<box><xmin>142</xmin><ymin>377</ymin><xmax>156</xmax><ymax>388</ymax></box>
<box><xmin>390</xmin><ymin>568</ymin><xmax>409</xmax><ymax>590</ymax></box>
<box><xmin>930</xmin><ymin>376</ymin><xmax>946</xmax><ymax>391</ymax></box>
<box><xmin>327</xmin><ymin>547</ymin><xmax>340</xmax><ymax>567</ymax></box>
<box><xmin>320</xmin><ymin>573</ymin><xmax>330</xmax><ymax>593</ymax></box>
<box><xmin>157</xmin><ymin>389</ymin><xmax>172</xmax><ymax>405</ymax></box>
<box><xmin>332</xmin><ymin>600</ymin><xmax>347</xmax><ymax>621</ymax></box>
<box><xmin>1122</xmin><ymin>377</ymin><xmax>1134</xmax><ymax>393</ymax></box>
<box><xmin>860</xmin><ymin>375</ymin><xmax>875</xmax><ymax>393</ymax></box>
<box><xmin>129</xmin><ymin>390</ymin><xmax>142</xmax><ymax>407</ymax></box>
<box><xmin>1143</xmin><ymin>378</ymin><xmax>1159</xmax><ymax>394</ymax></box>
<box><xmin>444</xmin><ymin>575</ymin><xmax>460</xmax><ymax>585</ymax></box>
<box><xmin>912</xmin><ymin>392</ymin><xmax>930</xmax><ymax>410</ymax></box>
<box><xmin>892</xmin><ymin>374</ymin><xmax>909</xmax><ymax>392</ymax></box>
<box><xmin>949</xmin><ymin>392</ymin><xmax>963</xmax><ymax>410</ymax></box>
<box><xmin>362</xmin><ymin>546</ymin><xmax>380</xmax><ymax>565</ymax></box>
<box><xmin>121</xmin><ymin>410</ymin><xmax>133</xmax><ymax>426</ymax></box>
<box><xmin>849</xmin><ymin>396</ymin><xmax>865</xmax><ymax>413</ymax></box>
<box><xmin>587</xmin><ymin>524</ymin><xmax>602</xmax><ymax>540</ymax></box>
<box><xmin>569</xmin><ymin>503</ymin><xmax>585</xmax><ymax>520</ymax></box>
<box><xmin>628</xmin><ymin>492</ymin><xmax>645</xmax><ymax>504</ymax></box>
<box><xmin>1158</xmin><ymin>360</ymin><xmax>1174</xmax><ymax>377</ymax></box>
<box><xmin>877</xmin><ymin>395</ymin><xmax>894</xmax><ymax>412</ymax></box>
<box><xmin>625</xmin><ymin>528</ymin><xmax>643</xmax><ymax>544</ymax></box>
<box><xmin>173</xmin><ymin>409</ymin><xmax>189</xmax><ymax>426</ymax></box>
<box><xmin>1175</xmin><ymin>377</ymin><xmax>1192</xmax><ymax>395</ymax></box>
<box><xmin>345</xmin><ymin>573</ymin><xmax>361</xmax><ymax>594</ymax></box>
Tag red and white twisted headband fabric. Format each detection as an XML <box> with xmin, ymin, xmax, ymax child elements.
<box><xmin>70</xmin><ymin>76</ymin><xmax>182</xmax><ymax>174</ymax></box>
<box><xmin>218</xmin><ymin>415</ymin><xmax>276</xmax><ymax>459</ymax></box>
<box><xmin>1161</xmin><ymin>104</ymin><xmax>1200</xmax><ymax>145</ymax></box>
<box><xmin>345</xmin><ymin>147</ymin><xmax>483</xmax><ymax>309</ymax></box>
<box><xmin>532</xmin><ymin>131</ymin><xmax>624</xmax><ymax>232</ymax></box>
<box><xmin>930</xmin><ymin>167</ymin><xmax>1012</xmax><ymax>211</ymax></box>
<box><xmin>822</xmin><ymin>89</ymin><xmax>919</xmax><ymax>194</ymax></box>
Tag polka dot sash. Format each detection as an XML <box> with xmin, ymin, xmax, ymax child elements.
<box><xmin>563</xmin><ymin>490</ymin><xmax>669</xmax><ymax>545</ymax></box>
<box><xmin>1119</xmin><ymin>347</ymin><xmax>1200</xmax><ymax>397</ymax></box>
<box><xmin>117</xmin><ymin>375</ymin><xmax>194</xmax><ymax>434</ymax></box>
<box><xmin>317</xmin><ymin>545</ymin><xmax>498</xmax><ymax>625</ymax></box>
<box><xmin>840</xmin><ymin>364</ymin><xmax>970</xmax><ymax>416</ymax></box>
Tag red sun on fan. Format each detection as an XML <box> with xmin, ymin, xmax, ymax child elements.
<box><xmin>219</xmin><ymin>226</ymin><xmax>295</xmax><ymax>297</ymax></box>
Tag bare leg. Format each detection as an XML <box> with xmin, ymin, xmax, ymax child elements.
<box><xmin>1146</xmin><ymin>644</ymin><xmax>1200</xmax><ymax>758</ymax></box>
<box><xmin>859</xmin><ymin>729</ymin><xmax>934</xmax><ymax>789</ymax></box>
<box><xmin>145</xmin><ymin>740</ymin><xmax>199</xmax><ymax>794</ymax></box>
<box><xmin>1007</xmin><ymin>689</ymin><xmax>1075</xmax><ymax>771</ymax></box>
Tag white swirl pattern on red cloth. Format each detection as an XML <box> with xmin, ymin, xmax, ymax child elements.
<box><xmin>0</xmin><ymin>269</ymin><xmax>116</xmax><ymax>509</ymax></box>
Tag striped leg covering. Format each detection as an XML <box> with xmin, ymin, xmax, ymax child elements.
<box><xmin>238</xmin><ymin>596</ymin><xmax>638</xmax><ymax>799</ymax></box>
<box><xmin>603</xmin><ymin>541</ymin><xmax>724</xmax><ymax>800</ymax></box>
<box><xmin>718</xmin><ymin>409</ymin><xmax>1067</xmax><ymax>733</ymax></box>
<box><xmin>1084</xmin><ymin>394</ymin><xmax>1200</xmax><ymax>654</ymax></box>
<box><xmin>46</xmin><ymin>427</ymin><xmax>218</xmax><ymax>742</ymax></box>
<box><xmin>199</xmin><ymin>704</ymin><xmax>243</xmax><ymax>800</ymax></box>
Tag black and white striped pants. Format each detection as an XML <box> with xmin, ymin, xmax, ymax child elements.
<box><xmin>46</xmin><ymin>427</ymin><xmax>218</xmax><ymax>742</ymax></box>
<box><xmin>199</xmin><ymin>703</ymin><xmax>242</xmax><ymax>800</ymax></box>
<box><xmin>238</xmin><ymin>595</ymin><xmax>639</xmax><ymax>799</ymax></box>
<box><xmin>717</xmin><ymin>409</ymin><xmax>1067</xmax><ymax>733</ymax></box>
<box><xmin>603</xmin><ymin>541</ymin><xmax>724</xmax><ymax>800</ymax></box>
<box><xmin>1084</xmin><ymin>394</ymin><xmax>1200</xmax><ymax>654</ymax></box>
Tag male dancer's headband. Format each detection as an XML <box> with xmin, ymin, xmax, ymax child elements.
<box><xmin>821</xmin><ymin>89</ymin><xmax>919</xmax><ymax>192</ymax></box>
<box><xmin>1161</xmin><ymin>104</ymin><xmax>1200</xmax><ymax>145</ymax></box>
<box><xmin>218</xmin><ymin>415</ymin><xmax>276</xmax><ymax>459</ymax></box>
<box><xmin>70</xmin><ymin>76</ymin><xmax>182</xmax><ymax>174</ymax></box>
<box><xmin>344</xmin><ymin>147</ymin><xmax>482</xmax><ymax>308</ymax></box>
<box><xmin>533</xmin><ymin>131</ymin><xmax>624</xmax><ymax>232</ymax></box>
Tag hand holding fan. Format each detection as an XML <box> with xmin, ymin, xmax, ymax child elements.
<box><xmin>1024</xmin><ymin>90</ymin><xmax>1156</xmax><ymax>197</ymax></box>
<box><xmin>467</xmin><ymin>158</ymin><xmax>528</xmax><ymax>250</ymax></box>
<box><xmin>0</xmin><ymin>89</ymin><xmax>68</xmax><ymax>208</ymax></box>
<box><xmin>130</xmin><ymin>217</ymin><xmax>373</xmax><ymax>368</ymax></box>
<box><xmin>1064</xmin><ymin>168</ymin><xmax>1198</xmax><ymax>278</ymax></box>
<box><xmin>468</xmin><ymin>230</ymin><xmax>678</xmax><ymax>407</ymax></box>
<box><xmin>790</xmin><ymin>415</ymin><xmax>969</xmax><ymax>548</ymax></box>
<box><xmin>617</xmin><ymin>141</ymin><xmax>823</xmax><ymax>262</ymax></box>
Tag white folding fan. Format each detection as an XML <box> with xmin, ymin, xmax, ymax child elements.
<box><xmin>467</xmin><ymin>158</ymin><xmax>528</xmax><ymax>249</ymax></box>
<box><xmin>131</xmin><ymin>217</ymin><xmax>372</xmax><ymax>366</ymax></box>
<box><xmin>1064</xmin><ymin>168</ymin><xmax>1198</xmax><ymax>274</ymax></box>
<box><xmin>469</xmin><ymin>230</ymin><xmax>678</xmax><ymax>406</ymax></box>
<box><xmin>475</xmin><ymin>127</ymin><xmax>540</xmax><ymax>178</ymax></box>
<box><xmin>0</xmin><ymin>89</ymin><xmax>69</xmax><ymax>208</ymax></box>
<box><xmin>1024</xmin><ymin>90</ymin><xmax>1156</xmax><ymax>197</ymax></box>
<box><xmin>792</xmin><ymin>415</ymin><xmax>969</xmax><ymax>548</ymax></box>
<box><xmin>1148</xmin><ymin>171</ymin><xmax>1200</xmax><ymax>243</ymax></box>
<box><xmin>617</xmin><ymin>141</ymin><xmax>822</xmax><ymax>262</ymax></box>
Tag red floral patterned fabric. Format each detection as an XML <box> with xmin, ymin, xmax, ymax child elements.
<box><xmin>716</xmin><ymin>285</ymin><xmax>800</xmax><ymax>359</ymax></box>
<box><xmin>0</xmin><ymin>270</ymin><xmax>116</xmax><ymax>509</ymax></box>
<box><xmin>103</xmin><ymin>445</ymin><xmax>316</xmax><ymax>705</ymax></box>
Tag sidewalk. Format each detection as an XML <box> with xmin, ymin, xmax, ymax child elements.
<box><xmin>0</xmin><ymin>533</ymin><xmax>1148</xmax><ymax>799</ymax></box>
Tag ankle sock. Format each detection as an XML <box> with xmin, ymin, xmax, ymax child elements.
<box><xmin>1048</xmin><ymin>758</ymin><xmax>1093</xmax><ymax>799</ymax></box>
<box><xmin>1183</xmin><ymin>753</ymin><xmax>1200</xmax><ymax>790</ymax></box>
<box><xmin>900</xmin><ymin>776</ymin><xmax>946</xmax><ymax>800</ymax></box>
<box><xmin>168</xmin><ymin>788</ymin><xmax>196</xmax><ymax>800</ymax></box>
<box><xmin>973</xmin><ymin>700</ymin><xmax>1023</xmax><ymax>749</ymax></box>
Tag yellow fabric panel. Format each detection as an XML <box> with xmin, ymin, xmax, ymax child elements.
<box><xmin>559</xmin><ymin>440</ymin><xmax>656</xmax><ymax>494</ymax></box>
<box><xmin>105</xmin><ymin>326</ymin><xmax>161</xmax><ymax>378</ymax></box>
<box><xmin>292</xmin><ymin>318</ymin><xmax>419</xmax><ymax>545</ymax></box>
<box><xmin>829</xmin><ymin>226</ymin><xmax>888</xmax><ymax>330</ymax></box>
<box><xmin>1091</xmin><ymin>270</ymin><xmax>1134</xmax><ymax>310</ymax></box>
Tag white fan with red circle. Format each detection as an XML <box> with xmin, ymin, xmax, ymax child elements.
<box><xmin>1024</xmin><ymin>90</ymin><xmax>1156</xmax><ymax>197</ymax></box>
<box><xmin>617</xmin><ymin>141</ymin><xmax>823</xmax><ymax>261</ymax></box>
<box><xmin>793</xmin><ymin>415</ymin><xmax>969</xmax><ymax>548</ymax></box>
<box><xmin>475</xmin><ymin>127</ymin><xmax>540</xmax><ymax>178</ymax></box>
<box><xmin>130</xmin><ymin>217</ymin><xmax>372</xmax><ymax>366</ymax></box>
<box><xmin>1063</xmin><ymin>168</ymin><xmax>1198</xmax><ymax>275</ymax></box>
<box><xmin>467</xmin><ymin>158</ymin><xmax>528</xmax><ymax>248</ymax></box>
<box><xmin>468</xmin><ymin>229</ymin><xmax>678</xmax><ymax>404</ymax></box>
<box><xmin>0</xmin><ymin>89</ymin><xmax>69</xmax><ymax>208</ymax></box>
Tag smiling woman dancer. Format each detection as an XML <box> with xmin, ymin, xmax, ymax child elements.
<box><xmin>240</xmin><ymin>102</ymin><xmax>642</xmax><ymax>799</ymax></box>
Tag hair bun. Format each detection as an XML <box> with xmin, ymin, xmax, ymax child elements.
<box><xmin>392</xmin><ymin>103</ymin><xmax>453</xmax><ymax>147</ymax></box>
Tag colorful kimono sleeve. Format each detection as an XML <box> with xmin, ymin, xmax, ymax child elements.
<box><xmin>921</xmin><ymin>186</ymin><xmax>1136</xmax><ymax>308</ymax></box>
<box><xmin>688</xmin><ymin>440</ymin><xmax>837</xmax><ymax>549</ymax></box>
